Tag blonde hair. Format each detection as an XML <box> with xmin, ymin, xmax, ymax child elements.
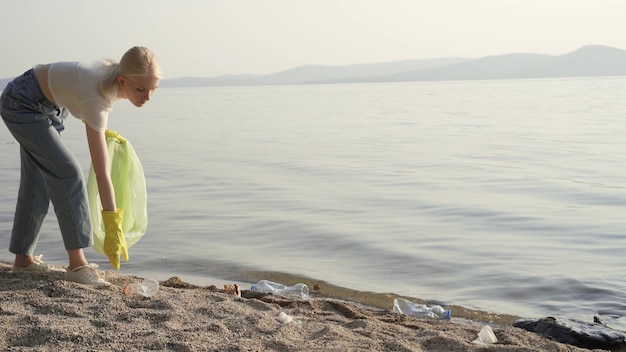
<box><xmin>99</xmin><ymin>46</ymin><xmax>161</xmax><ymax>95</ymax></box>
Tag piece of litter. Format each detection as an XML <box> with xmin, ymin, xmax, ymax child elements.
<box><xmin>277</xmin><ymin>312</ymin><xmax>293</xmax><ymax>324</ymax></box>
<box><xmin>473</xmin><ymin>325</ymin><xmax>497</xmax><ymax>345</ymax></box>
<box><xmin>224</xmin><ymin>284</ymin><xmax>241</xmax><ymax>297</ymax></box>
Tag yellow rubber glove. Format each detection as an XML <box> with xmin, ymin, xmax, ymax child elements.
<box><xmin>102</xmin><ymin>208</ymin><xmax>129</xmax><ymax>270</ymax></box>
<box><xmin>104</xmin><ymin>129</ymin><xmax>127</xmax><ymax>144</ymax></box>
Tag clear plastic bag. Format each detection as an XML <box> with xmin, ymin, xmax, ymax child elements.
<box><xmin>88</xmin><ymin>134</ymin><xmax>147</xmax><ymax>255</ymax></box>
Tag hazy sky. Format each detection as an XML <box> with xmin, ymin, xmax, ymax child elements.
<box><xmin>1</xmin><ymin>0</ymin><xmax>625</xmax><ymax>79</ymax></box>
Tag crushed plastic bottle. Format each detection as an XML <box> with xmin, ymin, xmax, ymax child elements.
<box><xmin>392</xmin><ymin>298</ymin><xmax>451</xmax><ymax>319</ymax></box>
<box><xmin>123</xmin><ymin>279</ymin><xmax>159</xmax><ymax>297</ymax></box>
<box><xmin>250</xmin><ymin>280</ymin><xmax>309</xmax><ymax>299</ymax></box>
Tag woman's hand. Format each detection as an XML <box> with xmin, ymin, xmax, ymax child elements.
<box><xmin>102</xmin><ymin>208</ymin><xmax>129</xmax><ymax>269</ymax></box>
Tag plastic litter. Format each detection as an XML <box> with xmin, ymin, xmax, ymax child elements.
<box><xmin>88</xmin><ymin>130</ymin><xmax>147</xmax><ymax>257</ymax></box>
<box><xmin>473</xmin><ymin>325</ymin><xmax>497</xmax><ymax>345</ymax></box>
<box><xmin>251</xmin><ymin>280</ymin><xmax>309</xmax><ymax>299</ymax></box>
<box><xmin>123</xmin><ymin>279</ymin><xmax>159</xmax><ymax>297</ymax></box>
<box><xmin>514</xmin><ymin>316</ymin><xmax>626</xmax><ymax>350</ymax></box>
<box><xmin>277</xmin><ymin>312</ymin><xmax>294</xmax><ymax>324</ymax></box>
<box><xmin>224</xmin><ymin>284</ymin><xmax>241</xmax><ymax>297</ymax></box>
<box><xmin>392</xmin><ymin>298</ymin><xmax>451</xmax><ymax>319</ymax></box>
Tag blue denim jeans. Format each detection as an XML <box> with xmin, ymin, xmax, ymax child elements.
<box><xmin>0</xmin><ymin>69</ymin><xmax>93</xmax><ymax>254</ymax></box>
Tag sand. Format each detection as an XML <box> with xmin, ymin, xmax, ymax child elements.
<box><xmin>0</xmin><ymin>262</ymin><xmax>608</xmax><ymax>352</ymax></box>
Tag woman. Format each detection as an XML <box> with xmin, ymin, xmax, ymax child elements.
<box><xmin>1</xmin><ymin>46</ymin><xmax>161</xmax><ymax>285</ymax></box>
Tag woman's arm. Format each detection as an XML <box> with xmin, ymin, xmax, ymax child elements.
<box><xmin>85</xmin><ymin>124</ymin><xmax>116</xmax><ymax>211</ymax></box>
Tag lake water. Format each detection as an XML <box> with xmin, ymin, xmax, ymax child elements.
<box><xmin>2</xmin><ymin>77</ymin><xmax>626</xmax><ymax>331</ymax></box>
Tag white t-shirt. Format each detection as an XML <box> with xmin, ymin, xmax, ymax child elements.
<box><xmin>47</xmin><ymin>61</ymin><xmax>119</xmax><ymax>133</ymax></box>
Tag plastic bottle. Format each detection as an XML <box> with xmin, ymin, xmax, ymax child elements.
<box><xmin>250</xmin><ymin>280</ymin><xmax>309</xmax><ymax>299</ymax></box>
<box><xmin>392</xmin><ymin>298</ymin><xmax>451</xmax><ymax>319</ymax></box>
<box><xmin>123</xmin><ymin>279</ymin><xmax>159</xmax><ymax>297</ymax></box>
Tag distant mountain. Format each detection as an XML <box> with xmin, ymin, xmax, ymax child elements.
<box><xmin>159</xmin><ymin>58</ymin><xmax>470</xmax><ymax>87</ymax></box>
<box><xmin>524</xmin><ymin>45</ymin><xmax>626</xmax><ymax>77</ymax></box>
<box><xmin>338</xmin><ymin>45</ymin><xmax>626</xmax><ymax>83</ymax></box>
<box><xmin>2</xmin><ymin>45</ymin><xmax>625</xmax><ymax>91</ymax></box>
<box><xmin>158</xmin><ymin>45</ymin><xmax>626</xmax><ymax>87</ymax></box>
<box><xmin>163</xmin><ymin>74</ymin><xmax>261</xmax><ymax>87</ymax></box>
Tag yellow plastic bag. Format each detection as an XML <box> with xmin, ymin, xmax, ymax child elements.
<box><xmin>88</xmin><ymin>131</ymin><xmax>147</xmax><ymax>256</ymax></box>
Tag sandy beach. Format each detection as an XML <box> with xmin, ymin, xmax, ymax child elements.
<box><xmin>0</xmin><ymin>262</ymin><xmax>609</xmax><ymax>351</ymax></box>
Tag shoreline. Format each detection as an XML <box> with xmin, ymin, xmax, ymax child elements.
<box><xmin>0</xmin><ymin>262</ymin><xmax>611</xmax><ymax>351</ymax></box>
